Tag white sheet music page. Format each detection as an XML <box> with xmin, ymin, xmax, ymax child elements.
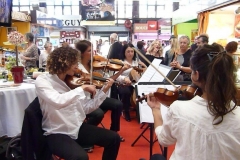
<box><xmin>138</xmin><ymin>59</ymin><xmax>162</xmax><ymax>83</ymax></box>
<box><xmin>150</xmin><ymin>65</ymin><xmax>172</xmax><ymax>82</ymax></box>
<box><xmin>137</xmin><ymin>85</ymin><xmax>177</xmax><ymax>123</ymax></box>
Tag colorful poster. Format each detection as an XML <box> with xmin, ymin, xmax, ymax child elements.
<box><xmin>80</xmin><ymin>0</ymin><xmax>115</xmax><ymax>21</ymax></box>
<box><xmin>234</xmin><ymin>14</ymin><xmax>240</xmax><ymax>38</ymax></box>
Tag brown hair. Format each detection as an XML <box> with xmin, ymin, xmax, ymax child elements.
<box><xmin>225</xmin><ymin>41</ymin><xmax>238</xmax><ymax>54</ymax></box>
<box><xmin>75</xmin><ymin>40</ymin><xmax>91</xmax><ymax>55</ymax></box>
<box><xmin>191</xmin><ymin>44</ymin><xmax>237</xmax><ymax>125</ymax></box>
<box><xmin>47</xmin><ymin>47</ymin><xmax>80</xmax><ymax>74</ymax></box>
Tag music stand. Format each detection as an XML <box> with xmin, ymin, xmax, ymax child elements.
<box><xmin>132</xmin><ymin>81</ymin><xmax>192</xmax><ymax>159</ymax></box>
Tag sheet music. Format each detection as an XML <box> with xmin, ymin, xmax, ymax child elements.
<box><xmin>138</xmin><ymin>59</ymin><xmax>172</xmax><ymax>83</ymax></box>
<box><xmin>136</xmin><ymin>85</ymin><xmax>178</xmax><ymax>123</ymax></box>
<box><xmin>150</xmin><ymin>65</ymin><xmax>172</xmax><ymax>82</ymax></box>
<box><xmin>138</xmin><ymin>59</ymin><xmax>162</xmax><ymax>83</ymax></box>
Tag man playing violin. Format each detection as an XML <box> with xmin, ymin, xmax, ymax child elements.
<box><xmin>35</xmin><ymin>47</ymin><xmax>120</xmax><ymax>160</ymax></box>
<box><xmin>75</xmin><ymin>40</ymin><xmax>131</xmax><ymax>142</ymax></box>
<box><xmin>147</xmin><ymin>44</ymin><xmax>240</xmax><ymax>160</ymax></box>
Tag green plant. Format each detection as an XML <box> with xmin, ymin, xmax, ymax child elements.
<box><xmin>5</xmin><ymin>56</ymin><xmax>17</xmax><ymax>71</ymax></box>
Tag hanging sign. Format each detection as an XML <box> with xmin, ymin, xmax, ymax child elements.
<box><xmin>60</xmin><ymin>31</ymin><xmax>80</xmax><ymax>38</ymax></box>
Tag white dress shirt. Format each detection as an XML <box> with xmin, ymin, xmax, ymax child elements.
<box><xmin>35</xmin><ymin>73</ymin><xmax>107</xmax><ymax>139</ymax></box>
<box><xmin>39</xmin><ymin>51</ymin><xmax>49</xmax><ymax>68</ymax></box>
<box><xmin>155</xmin><ymin>95</ymin><xmax>240</xmax><ymax>160</ymax></box>
<box><xmin>116</xmin><ymin>60</ymin><xmax>138</xmax><ymax>83</ymax></box>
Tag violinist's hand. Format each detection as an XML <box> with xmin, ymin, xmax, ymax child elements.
<box><xmin>147</xmin><ymin>94</ymin><xmax>161</xmax><ymax>110</ymax></box>
<box><xmin>81</xmin><ymin>85</ymin><xmax>96</xmax><ymax>97</ymax></box>
<box><xmin>121</xmin><ymin>63</ymin><xmax>131</xmax><ymax>72</ymax></box>
<box><xmin>103</xmin><ymin>78</ymin><xmax>114</xmax><ymax>93</ymax></box>
<box><xmin>138</xmin><ymin>61</ymin><xmax>147</xmax><ymax>68</ymax></box>
<box><xmin>123</xmin><ymin>77</ymin><xmax>132</xmax><ymax>86</ymax></box>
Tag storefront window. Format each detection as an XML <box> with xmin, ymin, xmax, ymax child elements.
<box><xmin>139</xmin><ymin>0</ymin><xmax>147</xmax><ymax>5</ymax></box>
<box><xmin>47</xmin><ymin>6</ymin><xmax>55</xmax><ymax>16</ymax></box>
<box><xmin>126</xmin><ymin>6</ymin><xmax>132</xmax><ymax>18</ymax></box>
<box><xmin>148</xmin><ymin>6</ymin><xmax>155</xmax><ymax>18</ymax></box>
<box><xmin>118</xmin><ymin>5</ymin><xmax>125</xmax><ymax>18</ymax></box>
<box><xmin>54</xmin><ymin>0</ymin><xmax>62</xmax><ymax>5</ymax></box>
<box><xmin>139</xmin><ymin>5</ymin><xmax>147</xmax><ymax>18</ymax></box>
<box><xmin>12</xmin><ymin>7</ymin><xmax>19</xmax><ymax>11</ymax></box>
<box><xmin>20</xmin><ymin>6</ymin><xmax>30</xmax><ymax>12</ymax></box>
<box><xmin>19</xmin><ymin>1</ymin><xmax>29</xmax><ymax>5</ymax></box>
<box><xmin>63</xmin><ymin>6</ymin><xmax>71</xmax><ymax>15</ymax></box>
<box><xmin>46</xmin><ymin>1</ymin><xmax>54</xmax><ymax>5</ymax></box>
<box><xmin>13</xmin><ymin>0</ymin><xmax>19</xmax><ymax>5</ymax></box>
<box><xmin>63</xmin><ymin>1</ymin><xmax>71</xmax><ymax>5</ymax></box>
<box><xmin>148</xmin><ymin>0</ymin><xmax>155</xmax><ymax>5</ymax></box>
<box><xmin>72</xmin><ymin>6</ymin><xmax>79</xmax><ymax>15</ymax></box>
<box><xmin>72</xmin><ymin>0</ymin><xmax>79</xmax><ymax>5</ymax></box>
<box><xmin>55</xmin><ymin>6</ymin><xmax>63</xmax><ymax>15</ymax></box>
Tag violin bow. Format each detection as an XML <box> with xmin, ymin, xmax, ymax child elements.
<box><xmin>132</xmin><ymin>47</ymin><xmax>177</xmax><ymax>88</ymax></box>
<box><xmin>90</xmin><ymin>32</ymin><xmax>94</xmax><ymax>85</ymax></box>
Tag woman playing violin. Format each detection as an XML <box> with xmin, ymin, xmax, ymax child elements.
<box><xmin>116</xmin><ymin>43</ymin><xmax>147</xmax><ymax>121</ymax></box>
<box><xmin>75</xmin><ymin>40</ymin><xmax>130</xmax><ymax>141</ymax></box>
<box><xmin>148</xmin><ymin>44</ymin><xmax>240</xmax><ymax>160</ymax></box>
<box><xmin>35</xmin><ymin>47</ymin><xmax>120</xmax><ymax>160</ymax></box>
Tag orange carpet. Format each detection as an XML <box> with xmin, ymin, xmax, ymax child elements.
<box><xmin>88</xmin><ymin>111</ymin><xmax>174</xmax><ymax>160</ymax></box>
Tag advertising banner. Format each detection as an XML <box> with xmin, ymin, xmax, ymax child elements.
<box><xmin>80</xmin><ymin>0</ymin><xmax>115</xmax><ymax>21</ymax></box>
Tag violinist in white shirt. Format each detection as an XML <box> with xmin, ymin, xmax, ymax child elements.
<box><xmin>116</xmin><ymin>43</ymin><xmax>147</xmax><ymax>121</ymax></box>
<box><xmin>75</xmin><ymin>40</ymin><xmax>131</xmax><ymax>142</ymax></box>
<box><xmin>147</xmin><ymin>44</ymin><xmax>240</xmax><ymax>160</ymax></box>
<box><xmin>35</xmin><ymin>47</ymin><xmax>120</xmax><ymax>160</ymax></box>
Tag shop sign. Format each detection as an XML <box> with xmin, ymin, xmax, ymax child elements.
<box><xmin>134</xmin><ymin>23</ymin><xmax>158</xmax><ymax>33</ymax></box>
<box><xmin>62</xmin><ymin>19</ymin><xmax>81</xmax><ymax>26</ymax></box>
<box><xmin>60</xmin><ymin>31</ymin><xmax>80</xmax><ymax>38</ymax></box>
<box><xmin>234</xmin><ymin>14</ymin><xmax>240</xmax><ymax>38</ymax></box>
<box><xmin>12</xmin><ymin>11</ymin><xmax>31</xmax><ymax>22</ymax></box>
<box><xmin>147</xmin><ymin>21</ymin><xmax>158</xmax><ymax>30</ymax></box>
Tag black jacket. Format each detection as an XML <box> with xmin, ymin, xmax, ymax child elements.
<box><xmin>21</xmin><ymin>97</ymin><xmax>52</xmax><ymax>160</ymax></box>
<box><xmin>108</xmin><ymin>41</ymin><xmax>123</xmax><ymax>59</ymax></box>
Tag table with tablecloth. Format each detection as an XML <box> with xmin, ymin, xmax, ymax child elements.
<box><xmin>0</xmin><ymin>82</ymin><xmax>36</xmax><ymax>137</ymax></box>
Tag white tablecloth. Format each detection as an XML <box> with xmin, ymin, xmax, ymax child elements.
<box><xmin>0</xmin><ymin>82</ymin><xmax>36</xmax><ymax>137</ymax></box>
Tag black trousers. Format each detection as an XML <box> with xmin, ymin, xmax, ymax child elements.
<box><xmin>46</xmin><ymin>123</ymin><xmax>120</xmax><ymax>160</ymax></box>
<box><xmin>86</xmin><ymin>97</ymin><xmax>123</xmax><ymax>132</ymax></box>
<box><xmin>118</xmin><ymin>86</ymin><xmax>134</xmax><ymax>112</ymax></box>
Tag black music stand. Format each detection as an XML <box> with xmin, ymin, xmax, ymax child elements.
<box><xmin>133</xmin><ymin>81</ymin><xmax>192</xmax><ymax>159</ymax></box>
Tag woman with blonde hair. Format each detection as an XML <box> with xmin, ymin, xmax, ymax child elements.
<box><xmin>164</xmin><ymin>37</ymin><xmax>180</xmax><ymax>66</ymax></box>
<box><xmin>142</xmin><ymin>40</ymin><xmax>164</xmax><ymax>66</ymax></box>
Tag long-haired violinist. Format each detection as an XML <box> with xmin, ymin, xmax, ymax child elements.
<box><xmin>75</xmin><ymin>40</ymin><xmax>130</xmax><ymax>142</ymax></box>
<box><xmin>115</xmin><ymin>43</ymin><xmax>147</xmax><ymax>121</ymax></box>
<box><xmin>148</xmin><ymin>44</ymin><xmax>240</xmax><ymax>160</ymax></box>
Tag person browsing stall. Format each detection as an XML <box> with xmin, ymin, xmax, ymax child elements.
<box><xmin>75</xmin><ymin>40</ymin><xmax>131</xmax><ymax>142</ymax></box>
<box><xmin>148</xmin><ymin>44</ymin><xmax>240</xmax><ymax>160</ymax></box>
<box><xmin>20</xmin><ymin>33</ymin><xmax>39</xmax><ymax>70</ymax></box>
<box><xmin>39</xmin><ymin>41</ymin><xmax>52</xmax><ymax>69</ymax></box>
<box><xmin>35</xmin><ymin>47</ymin><xmax>120</xmax><ymax>160</ymax></box>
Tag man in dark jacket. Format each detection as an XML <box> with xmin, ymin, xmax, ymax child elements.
<box><xmin>107</xmin><ymin>33</ymin><xmax>123</xmax><ymax>59</ymax></box>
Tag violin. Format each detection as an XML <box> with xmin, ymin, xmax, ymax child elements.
<box><xmin>132</xmin><ymin>47</ymin><xmax>202</xmax><ymax>106</ymax></box>
<box><xmin>136</xmin><ymin>84</ymin><xmax>202</xmax><ymax>107</ymax></box>
<box><xmin>65</xmin><ymin>69</ymin><xmax>120</xmax><ymax>89</ymax></box>
<box><xmin>93</xmin><ymin>55</ymin><xmax>144</xmax><ymax>73</ymax></box>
